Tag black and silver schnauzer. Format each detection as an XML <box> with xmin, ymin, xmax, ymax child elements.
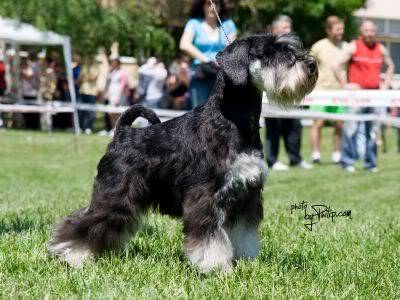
<box><xmin>49</xmin><ymin>33</ymin><xmax>318</xmax><ymax>272</ymax></box>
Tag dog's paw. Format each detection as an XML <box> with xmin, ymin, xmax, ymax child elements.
<box><xmin>194</xmin><ymin>260</ymin><xmax>233</xmax><ymax>274</ymax></box>
<box><xmin>48</xmin><ymin>240</ymin><xmax>93</xmax><ymax>268</ymax></box>
<box><xmin>186</xmin><ymin>235</ymin><xmax>234</xmax><ymax>274</ymax></box>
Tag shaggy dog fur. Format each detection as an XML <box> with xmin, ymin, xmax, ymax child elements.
<box><xmin>48</xmin><ymin>33</ymin><xmax>318</xmax><ymax>272</ymax></box>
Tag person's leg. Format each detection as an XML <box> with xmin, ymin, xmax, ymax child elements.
<box><xmin>333</xmin><ymin>122</ymin><xmax>343</xmax><ymax>152</ymax></box>
<box><xmin>398</xmin><ymin>127</ymin><xmax>400</xmax><ymax>153</ymax></box>
<box><xmin>104</xmin><ymin>100</ymin><xmax>112</xmax><ymax>132</ymax></box>
<box><xmin>0</xmin><ymin>89</ymin><xmax>4</xmax><ymax>128</ymax></box>
<box><xmin>364</xmin><ymin>120</ymin><xmax>377</xmax><ymax>170</ymax></box>
<box><xmin>381</xmin><ymin>123</ymin><xmax>387</xmax><ymax>153</ymax></box>
<box><xmin>332</xmin><ymin>121</ymin><xmax>343</xmax><ymax>163</ymax></box>
<box><xmin>265</xmin><ymin>118</ymin><xmax>281</xmax><ymax>167</ymax></box>
<box><xmin>78</xmin><ymin>94</ymin><xmax>85</xmax><ymax>131</ymax></box>
<box><xmin>398</xmin><ymin>109</ymin><xmax>400</xmax><ymax>153</ymax></box>
<box><xmin>340</xmin><ymin>121</ymin><xmax>358</xmax><ymax>169</ymax></box>
<box><xmin>311</xmin><ymin>119</ymin><xmax>324</xmax><ymax>162</ymax></box>
<box><xmin>109</xmin><ymin>113</ymin><xmax>120</xmax><ymax>129</ymax></box>
<box><xmin>189</xmin><ymin>76</ymin><xmax>214</xmax><ymax>108</ymax></box>
<box><xmin>282</xmin><ymin>118</ymin><xmax>302</xmax><ymax>166</ymax></box>
<box><xmin>23</xmin><ymin>96</ymin><xmax>40</xmax><ymax>129</ymax></box>
<box><xmin>85</xmin><ymin>95</ymin><xmax>96</xmax><ymax>131</ymax></box>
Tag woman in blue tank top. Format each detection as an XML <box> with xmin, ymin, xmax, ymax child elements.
<box><xmin>180</xmin><ymin>0</ymin><xmax>237</xmax><ymax>108</ymax></box>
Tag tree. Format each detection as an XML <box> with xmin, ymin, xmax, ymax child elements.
<box><xmin>0</xmin><ymin>0</ymin><xmax>176</xmax><ymax>59</ymax></box>
<box><xmin>0</xmin><ymin>0</ymin><xmax>367</xmax><ymax>59</ymax></box>
<box><xmin>231</xmin><ymin>0</ymin><xmax>367</xmax><ymax>47</ymax></box>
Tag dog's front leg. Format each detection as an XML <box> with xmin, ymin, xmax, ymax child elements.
<box><xmin>183</xmin><ymin>196</ymin><xmax>233</xmax><ymax>273</ymax></box>
<box><xmin>230</xmin><ymin>188</ymin><xmax>263</xmax><ymax>260</ymax></box>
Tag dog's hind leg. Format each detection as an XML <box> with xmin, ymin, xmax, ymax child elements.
<box><xmin>48</xmin><ymin>177</ymin><xmax>147</xmax><ymax>267</ymax></box>
<box><xmin>229</xmin><ymin>188</ymin><xmax>263</xmax><ymax>260</ymax></box>
<box><xmin>182</xmin><ymin>190</ymin><xmax>233</xmax><ymax>273</ymax></box>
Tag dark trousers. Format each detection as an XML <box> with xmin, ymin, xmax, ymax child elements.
<box><xmin>78</xmin><ymin>94</ymin><xmax>96</xmax><ymax>130</ymax></box>
<box><xmin>23</xmin><ymin>95</ymin><xmax>40</xmax><ymax>129</ymax></box>
<box><xmin>397</xmin><ymin>109</ymin><xmax>400</xmax><ymax>153</ymax></box>
<box><xmin>265</xmin><ymin>117</ymin><xmax>302</xmax><ymax>167</ymax></box>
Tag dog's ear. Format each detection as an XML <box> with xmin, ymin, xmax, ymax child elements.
<box><xmin>216</xmin><ymin>39</ymin><xmax>250</xmax><ymax>86</ymax></box>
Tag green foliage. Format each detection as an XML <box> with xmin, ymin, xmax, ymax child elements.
<box><xmin>0</xmin><ymin>0</ymin><xmax>367</xmax><ymax>58</ymax></box>
<box><xmin>0</xmin><ymin>0</ymin><xmax>176</xmax><ymax>59</ymax></box>
<box><xmin>231</xmin><ymin>0</ymin><xmax>367</xmax><ymax>46</ymax></box>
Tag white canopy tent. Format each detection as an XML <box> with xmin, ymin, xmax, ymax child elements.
<box><xmin>0</xmin><ymin>16</ymin><xmax>79</xmax><ymax>134</ymax></box>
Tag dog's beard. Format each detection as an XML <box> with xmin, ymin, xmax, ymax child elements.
<box><xmin>250</xmin><ymin>60</ymin><xmax>317</xmax><ymax>108</ymax></box>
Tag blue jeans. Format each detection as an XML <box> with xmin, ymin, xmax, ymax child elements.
<box><xmin>78</xmin><ymin>94</ymin><xmax>96</xmax><ymax>130</ymax></box>
<box><xmin>189</xmin><ymin>72</ymin><xmax>216</xmax><ymax>108</ymax></box>
<box><xmin>143</xmin><ymin>97</ymin><xmax>162</xmax><ymax>109</ymax></box>
<box><xmin>341</xmin><ymin>108</ymin><xmax>377</xmax><ymax>169</ymax></box>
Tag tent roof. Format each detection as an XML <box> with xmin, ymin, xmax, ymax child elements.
<box><xmin>0</xmin><ymin>17</ymin><xmax>67</xmax><ymax>45</ymax></box>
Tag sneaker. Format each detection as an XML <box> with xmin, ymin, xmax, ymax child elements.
<box><xmin>367</xmin><ymin>167</ymin><xmax>379</xmax><ymax>173</ymax></box>
<box><xmin>98</xmin><ymin>130</ymin><xmax>108</xmax><ymax>136</ymax></box>
<box><xmin>344</xmin><ymin>165</ymin><xmax>356</xmax><ymax>172</ymax></box>
<box><xmin>272</xmin><ymin>161</ymin><xmax>289</xmax><ymax>171</ymax></box>
<box><xmin>312</xmin><ymin>151</ymin><xmax>321</xmax><ymax>164</ymax></box>
<box><xmin>331</xmin><ymin>151</ymin><xmax>341</xmax><ymax>164</ymax></box>
<box><xmin>299</xmin><ymin>161</ymin><xmax>313</xmax><ymax>170</ymax></box>
<box><xmin>84</xmin><ymin>128</ymin><xmax>92</xmax><ymax>135</ymax></box>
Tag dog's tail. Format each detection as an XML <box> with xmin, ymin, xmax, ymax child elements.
<box><xmin>117</xmin><ymin>104</ymin><xmax>161</xmax><ymax>129</ymax></box>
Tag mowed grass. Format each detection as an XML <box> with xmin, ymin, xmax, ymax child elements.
<box><xmin>0</xmin><ymin>128</ymin><xmax>399</xmax><ymax>298</ymax></box>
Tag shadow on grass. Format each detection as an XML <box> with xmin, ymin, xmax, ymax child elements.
<box><xmin>118</xmin><ymin>223</ymin><xmax>186</xmax><ymax>262</ymax></box>
<box><xmin>260</xmin><ymin>250</ymin><xmax>310</xmax><ymax>271</ymax></box>
<box><xmin>0</xmin><ymin>217</ymin><xmax>41</xmax><ymax>235</ymax></box>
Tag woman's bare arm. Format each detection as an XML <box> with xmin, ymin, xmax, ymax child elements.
<box><xmin>179</xmin><ymin>30</ymin><xmax>211</xmax><ymax>64</ymax></box>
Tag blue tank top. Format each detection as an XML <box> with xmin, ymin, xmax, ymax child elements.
<box><xmin>184</xmin><ymin>18</ymin><xmax>237</xmax><ymax>65</ymax></box>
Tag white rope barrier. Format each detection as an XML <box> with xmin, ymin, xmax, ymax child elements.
<box><xmin>262</xmin><ymin>104</ymin><xmax>400</xmax><ymax>128</ymax></box>
<box><xmin>1</xmin><ymin>88</ymin><xmax>400</xmax><ymax>129</ymax></box>
<box><xmin>302</xmin><ymin>89</ymin><xmax>400</xmax><ymax>107</ymax></box>
<box><xmin>0</xmin><ymin>103</ymin><xmax>74</xmax><ymax>113</ymax></box>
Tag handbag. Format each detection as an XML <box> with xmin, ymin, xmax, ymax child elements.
<box><xmin>194</xmin><ymin>62</ymin><xmax>220</xmax><ymax>80</ymax></box>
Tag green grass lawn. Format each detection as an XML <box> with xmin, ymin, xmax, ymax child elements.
<box><xmin>0</xmin><ymin>128</ymin><xmax>399</xmax><ymax>298</ymax></box>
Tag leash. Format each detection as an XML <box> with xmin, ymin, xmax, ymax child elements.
<box><xmin>208</xmin><ymin>0</ymin><xmax>232</xmax><ymax>45</ymax></box>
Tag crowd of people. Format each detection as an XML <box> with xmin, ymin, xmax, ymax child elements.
<box><xmin>0</xmin><ymin>0</ymin><xmax>399</xmax><ymax>172</ymax></box>
<box><xmin>263</xmin><ymin>14</ymin><xmax>397</xmax><ymax>173</ymax></box>
<box><xmin>0</xmin><ymin>50</ymin><xmax>78</xmax><ymax>129</ymax></box>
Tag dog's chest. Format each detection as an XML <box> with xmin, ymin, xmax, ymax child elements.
<box><xmin>222</xmin><ymin>152</ymin><xmax>268</xmax><ymax>195</ymax></box>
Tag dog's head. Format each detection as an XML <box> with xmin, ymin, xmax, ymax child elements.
<box><xmin>216</xmin><ymin>33</ymin><xmax>318</xmax><ymax>107</ymax></box>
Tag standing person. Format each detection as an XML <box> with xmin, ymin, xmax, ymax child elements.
<box><xmin>104</xmin><ymin>55</ymin><xmax>128</xmax><ymax>135</ymax></box>
<box><xmin>0</xmin><ymin>52</ymin><xmax>6</xmax><ymax>97</ymax></box>
<box><xmin>135</xmin><ymin>57</ymin><xmax>168</xmax><ymax>109</ymax></box>
<box><xmin>310</xmin><ymin>16</ymin><xmax>349</xmax><ymax>164</ymax></box>
<box><xmin>397</xmin><ymin>108</ymin><xmax>400</xmax><ymax>153</ymax></box>
<box><xmin>264</xmin><ymin>15</ymin><xmax>313</xmax><ymax>170</ymax></box>
<box><xmin>333</xmin><ymin>19</ymin><xmax>394</xmax><ymax>172</ymax></box>
<box><xmin>0</xmin><ymin>51</ymin><xmax>6</xmax><ymax>128</ymax></box>
<box><xmin>21</xmin><ymin>53</ymin><xmax>41</xmax><ymax>129</ymax></box>
<box><xmin>79</xmin><ymin>55</ymin><xmax>99</xmax><ymax>134</ymax></box>
<box><xmin>72</xmin><ymin>54</ymin><xmax>82</xmax><ymax>100</ymax></box>
<box><xmin>166</xmin><ymin>55</ymin><xmax>191</xmax><ymax>110</ymax></box>
<box><xmin>179</xmin><ymin>0</ymin><xmax>237</xmax><ymax>107</ymax></box>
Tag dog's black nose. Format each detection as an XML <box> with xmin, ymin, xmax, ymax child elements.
<box><xmin>306</xmin><ymin>59</ymin><xmax>317</xmax><ymax>73</ymax></box>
